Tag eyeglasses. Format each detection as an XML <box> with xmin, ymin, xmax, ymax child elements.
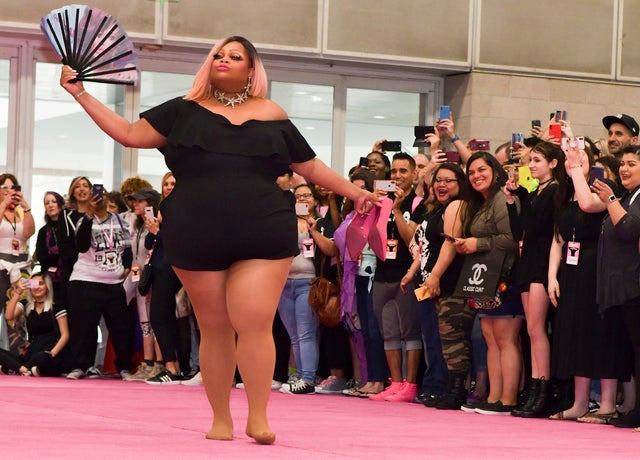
<box><xmin>294</xmin><ymin>193</ymin><xmax>314</xmax><ymax>200</ymax></box>
<box><xmin>434</xmin><ymin>178</ymin><xmax>458</xmax><ymax>185</ymax></box>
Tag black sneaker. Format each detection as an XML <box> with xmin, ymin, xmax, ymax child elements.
<box><xmin>475</xmin><ymin>400</ymin><xmax>515</xmax><ymax>415</ymax></box>
<box><xmin>146</xmin><ymin>370</ymin><xmax>183</xmax><ymax>385</ymax></box>
<box><xmin>279</xmin><ymin>379</ymin><xmax>315</xmax><ymax>395</ymax></box>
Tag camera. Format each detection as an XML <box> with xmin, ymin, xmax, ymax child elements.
<box><xmin>381</xmin><ymin>141</ymin><xmax>401</xmax><ymax>152</ymax></box>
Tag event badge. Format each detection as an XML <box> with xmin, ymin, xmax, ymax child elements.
<box><xmin>566</xmin><ymin>241</ymin><xmax>580</xmax><ymax>266</ymax></box>
<box><xmin>302</xmin><ymin>238</ymin><xmax>315</xmax><ymax>258</ymax></box>
<box><xmin>11</xmin><ymin>239</ymin><xmax>20</xmax><ymax>257</ymax></box>
<box><xmin>386</xmin><ymin>239</ymin><xmax>398</xmax><ymax>260</ymax></box>
<box><xmin>131</xmin><ymin>263</ymin><xmax>141</xmax><ymax>282</ymax></box>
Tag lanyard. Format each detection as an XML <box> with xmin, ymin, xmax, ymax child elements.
<box><xmin>4</xmin><ymin>211</ymin><xmax>16</xmax><ymax>235</ymax></box>
<box><xmin>95</xmin><ymin>214</ymin><xmax>114</xmax><ymax>250</ymax></box>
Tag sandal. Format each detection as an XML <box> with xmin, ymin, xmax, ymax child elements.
<box><xmin>577</xmin><ymin>411</ymin><xmax>618</xmax><ymax>424</ymax></box>
<box><xmin>549</xmin><ymin>410</ymin><xmax>590</xmax><ymax>421</ymax></box>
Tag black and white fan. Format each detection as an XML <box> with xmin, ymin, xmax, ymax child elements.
<box><xmin>41</xmin><ymin>4</ymin><xmax>139</xmax><ymax>85</ymax></box>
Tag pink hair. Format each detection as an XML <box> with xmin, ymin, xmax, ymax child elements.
<box><xmin>185</xmin><ymin>36</ymin><xmax>268</xmax><ymax>102</ymax></box>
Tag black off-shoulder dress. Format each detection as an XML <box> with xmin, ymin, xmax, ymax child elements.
<box><xmin>140</xmin><ymin>97</ymin><xmax>316</xmax><ymax>271</ymax></box>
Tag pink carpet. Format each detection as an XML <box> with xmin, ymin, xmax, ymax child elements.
<box><xmin>0</xmin><ymin>376</ymin><xmax>637</xmax><ymax>459</ymax></box>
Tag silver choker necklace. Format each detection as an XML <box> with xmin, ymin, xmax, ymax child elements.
<box><xmin>213</xmin><ymin>88</ymin><xmax>249</xmax><ymax>108</ymax></box>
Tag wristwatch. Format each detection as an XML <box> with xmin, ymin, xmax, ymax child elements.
<box><xmin>608</xmin><ymin>194</ymin><xmax>617</xmax><ymax>203</ymax></box>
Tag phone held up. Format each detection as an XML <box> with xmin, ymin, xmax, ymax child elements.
<box><xmin>359</xmin><ymin>156</ymin><xmax>369</xmax><ymax>167</ymax></box>
<box><xmin>295</xmin><ymin>203</ymin><xmax>309</xmax><ymax>216</ymax></box>
<box><xmin>469</xmin><ymin>140</ymin><xmax>490</xmax><ymax>151</ymax></box>
<box><xmin>144</xmin><ymin>206</ymin><xmax>155</xmax><ymax>220</ymax></box>
<box><xmin>589</xmin><ymin>165</ymin><xmax>605</xmax><ymax>186</ymax></box>
<box><xmin>439</xmin><ymin>105</ymin><xmax>451</xmax><ymax>122</ymax></box>
<box><xmin>381</xmin><ymin>141</ymin><xmax>402</xmax><ymax>152</ymax></box>
<box><xmin>92</xmin><ymin>183</ymin><xmax>104</xmax><ymax>205</ymax></box>
<box><xmin>374</xmin><ymin>180</ymin><xmax>396</xmax><ymax>192</ymax></box>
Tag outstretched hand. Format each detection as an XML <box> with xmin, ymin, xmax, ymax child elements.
<box><xmin>60</xmin><ymin>65</ymin><xmax>84</xmax><ymax>97</ymax></box>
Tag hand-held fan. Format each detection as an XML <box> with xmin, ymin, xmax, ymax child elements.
<box><xmin>40</xmin><ymin>4</ymin><xmax>139</xmax><ymax>86</ymax></box>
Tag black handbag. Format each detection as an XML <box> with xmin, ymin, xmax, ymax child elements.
<box><xmin>453</xmin><ymin>249</ymin><xmax>507</xmax><ymax>310</ymax></box>
<box><xmin>137</xmin><ymin>262</ymin><xmax>153</xmax><ymax>296</ymax></box>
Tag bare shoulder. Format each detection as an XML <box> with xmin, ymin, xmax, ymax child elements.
<box><xmin>252</xmin><ymin>98</ymin><xmax>288</xmax><ymax>121</ymax></box>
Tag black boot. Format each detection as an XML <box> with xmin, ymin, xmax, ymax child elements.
<box><xmin>512</xmin><ymin>378</ymin><xmax>550</xmax><ymax>418</ymax></box>
<box><xmin>511</xmin><ymin>378</ymin><xmax>537</xmax><ymax>417</ymax></box>
<box><xmin>433</xmin><ymin>373</ymin><xmax>466</xmax><ymax>410</ymax></box>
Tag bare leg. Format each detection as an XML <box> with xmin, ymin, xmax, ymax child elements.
<box><xmin>174</xmin><ymin>267</ymin><xmax>235</xmax><ymax>441</ymax></box>
<box><xmin>481</xmin><ymin>319</ymin><xmax>502</xmax><ymax>403</ymax></box>
<box><xmin>226</xmin><ymin>258</ymin><xmax>292</xmax><ymax>445</ymax></box>
<box><xmin>385</xmin><ymin>349</ymin><xmax>403</xmax><ymax>382</ymax></box>
<box><xmin>523</xmin><ymin>284</ymin><xmax>550</xmax><ymax>378</ymax></box>
<box><xmin>597</xmin><ymin>378</ymin><xmax>618</xmax><ymax>414</ymax></box>
<box><xmin>492</xmin><ymin>318</ymin><xmax>523</xmax><ymax>406</ymax></box>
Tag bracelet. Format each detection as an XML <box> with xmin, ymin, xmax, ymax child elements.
<box><xmin>407</xmin><ymin>269</ymin><xmax>415</xmax><ymax>275</ymax></box>
<box><xmin>74</xmin><ymin>90</ymin><xmax>87</xmax><ymax>99</ymax></box>
<box><xmin>568</xmin><ymin>164</ymin><xmax>582</xmax><ymax>169</ymax></box>
<box><xmin>450</xmin><ymin>135</ymin><xmax>460</xmax><ymax>143</ymax></box>
<box><xmin>23</xmin><ymin>208</ymin><xmax>31</xmax><ymax>213</ymax></box>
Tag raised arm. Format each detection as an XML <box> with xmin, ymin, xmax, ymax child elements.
<box><xmin>60</xmin><ymin>66</ymin><xmax>167</xmax><ymax>149</ymax></box>
<box><xmin>291</xmin><ymin>158</ymin><xmax>380</xmax><ymax>213</ymax></box>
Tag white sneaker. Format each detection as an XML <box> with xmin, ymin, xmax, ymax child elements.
<box><xmin>66</xmin><ymin>368</ymin><xmax>85</xmax><ymax>380</ymax></box>
<box><xmin>235</xmin><ymin>380</ymin><xmax>283</xmax><ymax>390</ymax></box>
<box><xmin>182</xmin><ymin>371</ymin><xmax>203</xmax><ymax>386</ymax></box>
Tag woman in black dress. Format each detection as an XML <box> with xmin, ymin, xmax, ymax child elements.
<box><xmin>548</xmin><ymin>142</ymin><xmax>623</xmax><ymax>422</ymax></box>
<box><xmin>59</xmin><ymin>35</ymin><xmax>378</xmax><ymax>445</ymax></box>
<box><xmin>507</xmin><ymin>141</ymin><xmax>565</xmax><ymax>418</ymax></box>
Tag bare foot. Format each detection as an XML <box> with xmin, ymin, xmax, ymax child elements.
<box><xmin>246</xmin><ymin>421</ymin><xmax>276</xmax><ymax>445</ymax></box>
<box><xmin>205</xmin><ymin>419</ymin><xmax>234</xmax><ymax>441</ymax></box>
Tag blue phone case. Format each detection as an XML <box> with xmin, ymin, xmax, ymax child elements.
<box><xmin>439</xmin><ymin>105</ymin><xmax>451</xmax><ymax>121</ymax></box>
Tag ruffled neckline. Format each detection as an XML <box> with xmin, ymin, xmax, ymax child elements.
<box><xmin>190</xmin><ymin>101</ymin><xmax>289</xmax><ymax>127</ymax></box>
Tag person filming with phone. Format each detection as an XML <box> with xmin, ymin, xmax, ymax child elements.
<box><xmin>0</xmin><ymin>173</ymin><xmax>35</xmax><ymax>352</ymax></box>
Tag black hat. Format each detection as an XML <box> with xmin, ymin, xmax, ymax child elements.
<box><xmin>602</xmin><ymin>114</ymin><xmax>639</xmax><ymax>136</ymax></box>
<box><xmin>128</xmin><ymin>188</ymin><xmax>160</xmax><ymax>204</ymax></box>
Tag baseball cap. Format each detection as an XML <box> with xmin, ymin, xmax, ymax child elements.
<box><xmin>128</xmin><ymin>188</ymin><xmax>160</xmax><ymax>204</ymax></box>
<box><xmin>602</xmin><ymin>113</ymin><xmax>639</xmax><ymax>136</ymax></box>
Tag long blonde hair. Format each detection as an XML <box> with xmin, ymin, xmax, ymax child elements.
<box><xmin>24</xmin><ymin>273</ymin><xmax>54</xmax><ymax>317</ymax></box>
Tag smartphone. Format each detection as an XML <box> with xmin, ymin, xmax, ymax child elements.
<box><xmin>11</xmin><ymin>184</ymin><xmax>21</xmax><ymax>191</ymax></box>
<box><xmin>295</xmin><ymin>203</ymin><xmax>309</xmax><ymax>216</ymax></box>
<box><xmin>414</xmin><ymin>286</ymin><xmax>433</xmax><ymax>301</ymax></box>
<box><xmin>469</xmin><ymin>140</ymin><xmax>490</xmax><ymax>151</ymax></box>
<box><xmin>439</xmin><ymin>105</ymin><xmax>451</xmax><ymax>122</ymax></box>
<box><xmin>444</xmin><ymin>151</ymin><xmax>460</xmax><ymax>163</ymax></box>
<box><xmin>92</xmin><ymin>183</ymin><xmax>104</xmax><ymax>205</ymax></box>
<box><xmin>555</xmin><ymin>110</ymin><xmax>568</xmax><ymax>121</ymax></box>
<box><xmin>589</xmin><ymin>165</ymin><xmax>605</xmax><ymax>185</ymax></box>
<box><xmin>414</xmin><ymin>125</ymin><xmax>436</xmax><ymax>137</ymax></box>
<box><xmin>548</xmin><ymin>123</ymin><xmax>562</xmax><ymax>140</ymax></box>
<box><xmin>381</xmin><ymin>141</ymin><xmax>401</xmax><ymax>152</ymax></box>
<box><xmin>359</xmin><ymin>156</ymin><xmax>369</xmax><ymax>167</ymax></box>
<box><xmin>440</xmin><ymin>232</ymin><xmax>457</xmax><ymax>243</ymax></box>
<box><xmin>576</xmin><ymin>136</ymin><xmax>586</xmax><ymax>150</ymax></box>
<box><xmin>511</xmin><ymin>132</ymin><xmax>524</xmax><ymax>148</ymax></box>
<box><xmin>25</xmin><ymin>279</ymin><xmax>40</xmax><ymax>289</ymax></box>
<box><xmin>531</xmin><ymin>120</ymin><xmax>541</xmax><ymax>129</ymax></box>
<box><xmin>374</xmin><ymin>180</ymin><xmax>396</xmax><ymax>192</ymax></box>
<box><xmin>144</xmin><ymin>206</ymin><xmax>155</xmax><ymax>220</ymax></box>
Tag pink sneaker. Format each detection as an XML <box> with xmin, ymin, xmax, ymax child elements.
<box><xmin>385</xmin><ymin>382</ymin><xmax>418</xmax><ymax>402</ymax></box>
<box><xmin>369</xmin><ymin>380</ymin><xmax>405</xmax><ymax>401</ymax></box>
